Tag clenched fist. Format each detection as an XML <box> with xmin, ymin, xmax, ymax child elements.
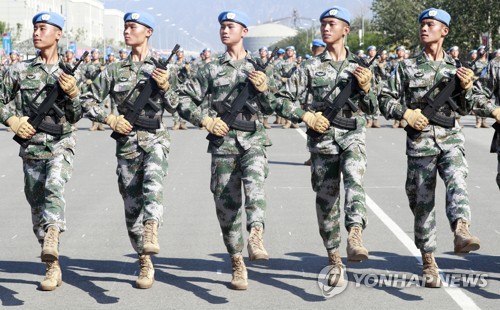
<box><xmin>302</xmin><ymin>111</ymin><xmax>329</xmax><ymax>133</ymax></box>
<box><xmin>249</xmin><ymin>71</ymin><xmax>268</xmax><ymax>93</ymax></box>
<box><xmin>201</xmin><ymin>116</ymin><xmax>229</xmax><ymax>136</ymax></box>
<box><xmin>403</xmin><ymin>108</ymin><xmax>429</xmax><ymax>131</ymax></box>
<box><xmin>353</xmin><ymin>66</ymin><xmax>372</xmax><ymax>93</ymax></box>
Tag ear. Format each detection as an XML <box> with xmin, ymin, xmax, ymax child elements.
<box><xmin>55</xmin><ymin>29</ymin><xmax>62</xmax><ymax>40</ymax></box>
<box><xmin>241</xmin><ymin>27</ymin><xmax>248</xmax><ymax>39</ymax></box>
<box><xmin>343</xmin><ymin>24</ymin><xmax>350</xmax><ymax>36</ymax></box>
<box><xmin>146</xmin><ymin>27</ymin><xmax>153</xmax><ymax>39</ymax></box>
<box><xmin>442</xmin><ymin>26</ymin><xmax>449</xmax><ymax>37</ymax></box>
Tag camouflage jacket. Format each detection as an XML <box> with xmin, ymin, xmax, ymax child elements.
<box><xmin>379</xmin><ymin>50</ymin><xmax>473</xmax><ymax>157</ymax></box>
<box><xmin>471</xmin><ymin>59</ymin><xmax>488</xmax><ymax>77</ymax></box>
<box><xmin>0</xmin><ymin>54</ymin><xmax>82</xmax><ymax>159</ymax></box>
<box><xmin>81</xmin><ymin>53</ymin><xmax>177</xmax><ymax>159</ymax></box>
<box><xmin>473</xmin><ymin>57</ymin><xmax>499</xmax><ymax>117</ymax></box>
<box><xmin>274</xmin><ymin>48</ymin><xmax>378</xmax><ymax>154</ymax></box>
<box><xmin>175</xmin><ymin>51</ymin><xmax>277</xmax><ymax>155</ymax></box>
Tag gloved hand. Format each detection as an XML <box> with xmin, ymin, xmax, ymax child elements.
<box><xmin>281</xmin><ymin>77</ymin><xmax>288</xmax><ymax>84</ymax></box>
<box><xmin>201</xmin><ymin>116</ymin><xmax>229</xmax><ymax>136</ymax></box>
<box><xmin>353</xmin><ymin>66</ymin><xmax>372</xmax><ymax>93</ymax></box>
<box><xmin>456</xmin><ymin>67</ymin><xmax>475</xmax><ymax>91</ymax></box>
<box><xmin>301</xmin><ymin>111</ymin><xmax>329</xmax><ymax>133</ymax></box>
<box><xmin>248</xmin><ymin>71</ymin><xmax>268</xmax><ymax>93</ymax></box>
<box><xmin>152</xmin><ymin>68</ymin><xmax>170</xmax><ymax>91</ymax></box>
<box><xmin>492</xmin><ymin>108</ymin><xmax>500</xmax><ymax>123</ymax></box>
<box><xmin>403</xmin><ymin>108</ymin><xmax>429</xmax><ymax>131</ymax></box>
<box><xmin>7</xmin><ymin>116</ymin><xmax>36</xmax><ymax>139</ymax></box>
<box><xmin>59</xmin><ymin>72</ymin><xmax>79</xmax><ymax>98</ymax></box>
<box><xmin>105</xmin><ymin>114</ymin><xmax>132</xmax><ymax>134</ymax></box>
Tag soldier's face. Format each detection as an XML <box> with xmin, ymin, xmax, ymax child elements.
<box><xmin>286</xmin><ymin>49</ymin><xmax>294</xmax><ymax>58</ymax></box>
<box><xmin>33</xmin><ymin>23</ymin><xmax>62</xmax><ymax>50</ymax></box>
<box><xmin>220</xmin><ymin>21</ymin><xmax>247</xmax><ymax>46</ymax></box>
<box><xmin>320</xmin><ymin>18</ymin><xmax>349</xmax><ymax>44</ymax></box>
<box><xmin>419</xmin><ymin>19</ymin><xmax>448</xmax><ymax>45</ymax></box>
<box><xmin>259</xmin><ymin>50</ymin><xmax>267</xmax><ymax>58</ymax></box>
<box><xmin>124</xmin><ymin>22</ymin><xmax>153</xmax><ymax>46</ymax></box>
<box><xmin>368</xmin><ymin>50</ymin><xmax>376</xmax><ymax>57</ymax></box>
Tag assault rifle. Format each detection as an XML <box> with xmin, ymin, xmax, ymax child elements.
<box><xmin>306</xmin><ymin>47</ymin><xmax>384</xmax><ymax>140</ymax></box>
<box><xmin>403</xmin><ymin>53</ymin><xmax>473</xmax><ymax>139</ymax></box>
<box><xmin>111</xmin><ymin>44</ymin><xmax>180</xmax><ymax>140</ymax></box>
<box><xmin>206</xmin><ymin>47</ymin><xmax>279</xmax><ymax>147</ymax></box>
<box><xmin>13</xmin><ymin>51</ymin><xmax>89</xmax><ymax>147</ymax></box>
<box><xmin>491</xmin><ymin>122</ymin><xmax>499</xmax><ymax>153</ymax></box>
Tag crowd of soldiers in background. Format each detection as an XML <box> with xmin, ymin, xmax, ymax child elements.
<box><xmin>2</xmin><ymin>41</ymin><xmax>500</xmax><ymax>132</ymax></box>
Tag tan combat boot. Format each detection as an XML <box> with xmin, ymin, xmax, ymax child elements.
<box><xmin>346</xmin><ymin>225</ymin><xmax>369</xmax><ymax>262</ymax></box>
<box><xmin>143</xmin><ymin>220</ymin><xmax>160</xmax><ymax>255</ymax></box>
<box><xmin>136</xmin><ymin>255</ymin><xmax>155</xmax><ymax>289</ymax></box>
<box><xmin>263</xmin><ymin>119</ymin><xmax>271</xmax><ymax>129</ymax></box>
<box><xmin>230</xmin><ymin>255</ymin><xmax>248</xmax><ymax>290</ymax></box>
<box><xmin>399</xmin><ymin>120</ymin><xmax>406</xmax><ymax>128</ymax></box>
<box><xmin>421</xmin><ymin>252</ymin><xmax>441</xmax><ymax>288</ymax></box>
<box><xmin>475</xmin><ymin>118</ymin><xmax>481</xmax><ymax>128</ymax></box>
<box><xmin>290</xmin><ymin>122</ymin><xmax>299</xmax><ymax>128</ymax></box>
<box><xmin>90</xmin><ymin>122</ymin><xmax>98</xmax><ymax>131</ymax></box>
<box><xmin>97</xmin><ymin>123</ymin><xmax>105</xmax><ymax>131</ymax></box>
<box><xmin>366</xmin><ymin>119</ymin><xmax>373</xmax><ymax>128</ymax></box>
<box><xmin>392</xmin><ymin>120</ymin><xmax>400</xmax><ymax>128</ymax></box>
<box><xmin>372</xmin><ymin>119</ymin><xmax>381</xmax><ymax>128</ymax></box>
<box><xmin>327</xmin><ymin>250</ymin><xmax>345</xmax><ymax>287</ymax></box>
<box><xmin>481</xmin><ymin>119</ymin><xmax>490</xmax><ymax>128</ymax></box>
<box><xmin>41</xmin><ymin>226</ymin><xmax>59</xmax><ymax>262</ymax></box>
<box><xmin>453</xmin><ymin>218</ymin><xmax>480</xmax><ymax>254</ymax></box>
<box><xmin>247</xmin><ymin>226</ymin><xmax>269</xmax><ymax>261</ymax></box>
<box><xmin>172</xmin><ymin>122</ymin><xmax>180</xmax><ymax>130</ymax></box>
<box><xmin>304</xmin><ymin>158</ymin><xmax>312</xmax><ymax>166</ymax></box>
<box><xmin>40</xmin><ymin>260</ymin><xmax>62</xmax><ymax>291</ymax></box>
<box><xmin>179</xmin><ymin>122</ymin><xmax>188</xmax><ymax>130</ymax></box>
<box><xmin>273</xmin><ymin>116</ymin><xmax>280</xmax><ymax>124</ymax></box>
<box><xmin>282</xmin><ymin>120</ymin><xmax>291</xmax><ymax>129</ymax></box>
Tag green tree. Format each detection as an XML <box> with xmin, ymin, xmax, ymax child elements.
<box><xmin>270</xmin><ymin>29</ymin><xmax>313</xmax><ymax>57</ymax></box>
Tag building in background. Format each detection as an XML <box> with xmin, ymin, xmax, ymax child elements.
<box><xmin>245</xmin><ymin>23</ymin><xmax>297</xmax><ymax>54</ymax></box>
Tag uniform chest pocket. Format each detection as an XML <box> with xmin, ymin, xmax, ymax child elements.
<box><xmin>407</xmin><ymin>78</ymin><xmax>430</xmax><ymax>103</ymax></box>
<box><xmin>19</xmin><ymin>79</ymin><xmax>44</xmax><ymax>104</ymax></box>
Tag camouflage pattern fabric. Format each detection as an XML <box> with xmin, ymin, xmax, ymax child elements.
<box><xmin>175</xmin><ymin>51</ymin><xmax>276</xmax><ymax>255</ymax></box>
<box><xmin>0</xmin><ymin>54</ymin><xmax>81</xmax><ymax>242</ymax></box>
<box><xmin>274</xmin><ymin>48</ymin><xmax>378</xmax><ymax>249</ymax></box>
<box><xmin>472</xmin><ymin>56</ymin><xmax>500</xmax><ymax>189</ymax></box>
<box><xmin>210</xmin><ymin>149</ymin><xmax>268</xmax><ymax>254</ymax></box>
<box><xmin>379</xmin><ymin>50</ymin><xmax>474</xmax><ymax>251</ymax></box>
<box><xmin>82</xmin><ymin>53</ymin><xmax>176</xmax><ymax>253</ymax></box>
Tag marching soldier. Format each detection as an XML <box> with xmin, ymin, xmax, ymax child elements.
<box><xmin>170</xmin><ymin>48</ymin><xmax>189</xmax><ymax>130</ymax></box>
<box><xmin>82</xmin><ymin>11</ymin><xmax>174</xmax><ymax>289</ymax></box>
<box><xmin>175</xmin><ymin>9</ymin><xmax>277</xmax><ymax>290</ymax></box>
<box><xmin>365</xmin><ymin>45</ymin><xmax>381</xmax><ymax>128</ymax></box>
<box><xmin>379</xmin><ymin>8</ymin><xmax>480</xmax><ymax>287</ymax></box>
<box><xmin>0</xmin><ymin>11</ymin><xmax>82</xmax><ymax>291</ymax></box>
<box><xmin>274</xmin><ymin>5</ymin><xmax>377</xmax><ymax>287</ymax></box>
<box><xmin>472</xmin><ymin>45</ymin><xmax>490</xmax><ymax>128</ymax></box>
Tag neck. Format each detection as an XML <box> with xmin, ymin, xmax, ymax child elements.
<box><xmin>226</xmin><ymin>43</ymin><xmax>246</xmax><ymax>60</ymax></box>
<box><xmin>131</xmin><ymin>42</ymin><xmax>150</xmax><ymax>62</ymax></box>
<box><xmin>39</xmin><ymin>45</ymin><xmax>59</xmax><ymax>64</ymax></box>
<box><xmin>326</xmin><ymin>41</ymin><xmax>347</xmax><ymax>61</ymax></box>
<box><xmin>424</xmin><ymin>42</ymin><xmax>445</xmax><ymax>61</ymax></box>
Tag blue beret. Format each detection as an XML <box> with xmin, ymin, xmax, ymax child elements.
<box><xmin>477</xmin><ymin>45</ymin><xmax>486</xmax><ymax>50</ymax></box>
<box><xmin>305</xmin><ymin>54</ymin><xmax>311</xmax><ymax>59</ymax></box>
<box><xmin>396</xmin><ymin>46</ymin><xmax>406</xmax><ymax>52</ymax></box>
<box><xmin>259</xmin><ymin>46</ymin><xmax>268</xmax><ymax>52</ymax></box>
<box><xmin>10</xmin><ymin>50</ymin><xmax>19</xmax><ymax>55</ymax></box>
<box><xmin>218</xmin><ymin>10</ymin><xmax>250</xmax><ymax>28</ymax></box>
<box><xmin>91</xmin><ymin>48</ymin><xmax>100</xmax><ymax>53</ymax></box>
<box><xmin>320</xmin><ymin>6</ymin><xmax>351</xmax><ymax>25</ymax></box>
<box><xmin>65</xmin><ymin>49</ymin><xmax>74</xmax><ymax>54</ymax></box>
<box><xmin>418</xmin><ymin>8</ymin><xmax>451</xmax><ymax>27</ymax></box>
<box><xmin>124</xmin><ymin>11</ymin><xmax>156</xmax><ymax>29</ymax></box>
<box><xmin>286</xmin><ymin>46</ymin><xmax>295</xmax><ymax>51</ymax></box>
<box><xmin>447</xmin><ymin>46</ymin><xmax>459</xmax><ymax>53</ymax></box>
<box><xmin>312</xmin><ymin>39</ymin><xmax>326</xmax><ymax>47</ymax></box>
<box><xmin>119</xmin><ymin>49</ymin><xmax>128</xmax><ymax>53</ymax></box>
<box><xmin>32</xmin><ymin>12</ymin><xmax>65</xmax><ymax>30</ymax></box>
<box><xmin>277</xmin><ymin>48</ymin><xmax>285</xmax><ymax>55</ymax></box>
<box><xmin>367</xmin><ymin>45</ymin><xmax>376</xmax><ymax>51</ymax></box>
<box><xmin>468</xmin><ymin>50</ymin><xmax>477</xmax><ymax>55</ymax></box>
<box><xmin>202</xmin><ymin>48</ymin><xmax>211</xmax><ymax>52</ymax></box>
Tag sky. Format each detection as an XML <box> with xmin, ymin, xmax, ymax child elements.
<box><xmin>103</xmin><ymin>0</ymin><xmax>373</xmax><ymax>52</ymax></box>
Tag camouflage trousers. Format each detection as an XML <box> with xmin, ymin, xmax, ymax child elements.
<box><xmin>172</xmin><ymin>111</ymin><xmax>185</xmax><ymax>124</ymax></box>
<box><xmin>406</xmin><ymin>147</ymin><xmax>471</xmax><ymax>252</ymax></box>
<box><xmin>210</xmin><ymin>149</ymin><xmax>268</xmax><ymax>255</ymax></box>
<box><xmin>116</xmin><ymin>145</ymin><xmax>168</xmax><ymax>254</ymax></box>
<box><xmin>310</xmin><ymin>143</ymin><xmax>368</xmax><ymax>251</ymax></box>
<box><xmin>23</xmin><ymin>150</ymin><xmax>74</xmax><ymax>244</ymax></box>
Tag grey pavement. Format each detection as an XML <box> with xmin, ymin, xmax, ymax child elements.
<box><xmin>0</xmin><ymin>115</ymin><xmax>499</xmax><ymax>309</ymax></box>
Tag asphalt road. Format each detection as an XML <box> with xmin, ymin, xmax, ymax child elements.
<box><xmin>0</xmin><ymin>115</ymin><xmax>498</xmax><ymax>309</ymax></box>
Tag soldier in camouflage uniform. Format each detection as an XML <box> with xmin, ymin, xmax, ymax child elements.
<box><xmin>82</xmin><ymin>49</ymin><xmax>106</xmax><ymax>130</ymax></box>
<box><xmin>170</xmin><ymin>48</ymin><xmax>189</xmax><ymax>130</ymax></box>
<box><xmin>365</xmin><ymin>45</ymin><xmax>381</xmax><ymax>128</ymax></box>
<box><xmin>472</xmin><ymin>45</ymin><xmax>490</xmax><ymax>128</ymax></box>
<box><xmin>274</xmin><ymin>46</ymin><xmax>300</xmax><ymax>128</ymax></box>
<box><xmin>390</xmin><ymin>46</ymin><xmax>408</xmax><ymax>128</ymax></box>
<box><xmin>274</xmin><ymin>6</ymin><xmax>377</xmax><ymax>287</ymax></box>
<box><xmin>81</xmin><ymin>11</ymin><xmax>173</xmax><ymax>289</ymax></box>
<box><xmin>0</xmin><ymin>12</ymin><xmax>82</xmax><ymax>291</ymax></box>
<box><xmin>174</xmin><ymin>9</ymin><xmax>291</xmax><ymax>290</ymax></box>
<box><xmin>473</xmin><ymin>56</ymin><xmax>500</xmax><ymax>188</ymax></box>
<box><xmin>379</xmin><ymin>8</ymin><xmax>480</xmax><ymax>288</ymax></box>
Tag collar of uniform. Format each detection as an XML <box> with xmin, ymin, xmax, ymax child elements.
<box><xmin>219</xmin><ymin>50</ymin><xmax>252</xmax><ymax>65</ymax></box>
<box><xmin>120</xmin><ymin>53</ymin><xmax>155</xmax><ymax>68</ymax></box>
<box><xmin>30</xmin><ymin>54</ymin><xmax>65</xmax><ymax>68</ymax></box>
<box><xmin>319</xmin><ymin>48</ymin><xmax>356</xmax><ymax>63</ymax></box>
<box><xmin>416</xmin><ymin>49</ymin><xmax>456</xmax><ymax>66</ymax></box>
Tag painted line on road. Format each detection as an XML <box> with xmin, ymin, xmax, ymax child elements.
<box><xmin>296</xmin><ymin>128</ymin><xmax>480</xmax><ymax>310</ymax></box>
